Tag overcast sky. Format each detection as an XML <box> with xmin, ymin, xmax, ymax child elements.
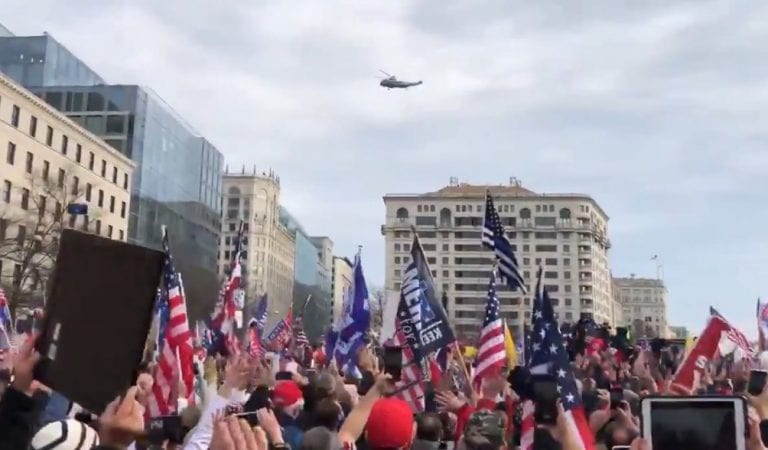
<box><xmin>5</xmin><ymin>1</ymin><xmax>768</xmax><ymax>335</ymax></box>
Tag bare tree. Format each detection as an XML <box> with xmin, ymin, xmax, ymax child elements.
<box><xmin>0</xmin><ymin>167</ymin><xmax>99</xmax><ymax>321</ymax></box>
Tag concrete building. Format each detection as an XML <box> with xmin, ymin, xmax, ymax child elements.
<box><xmin>382</xmin><ymin>178</ymin><xmax>613</xmax><ymax>342</ymax></box>
<box><xmin>613</xmin><ymin>275</ymin><xmax>669</xmax><ymax>339</ymax></box>
<box><xmin>331</xmin><ymin>256</ymin><xmax>354</xmax><ymax>325</ymax></box>
<box><xmin>0</xmin><ymin>72</ymin><xmax>134</xmax><ymax>307</ymax></box>
<box><xmin>311</xmin><ymin>236</ymin><xmax>334</xmax><ymax>295</ymax></box>
<box><xmin>279</xmin><ymin>209</ymin><xmax>332</xmax><ymax>339</ymax></box>
<box><xmin>220</xmin><ymin>170</ymin><xmax>295</xmax><ymax>328</ymax></box>
<box><xmin>668</xmin><ymin>326</ymin><xmax>689</xmax><ymax>339</ymax></box>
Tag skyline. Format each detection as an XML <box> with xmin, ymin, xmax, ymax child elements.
<box><xmin>4</xmin><ymin>1</ymin><xmax>767</xmax><ymax>336</ymax></box>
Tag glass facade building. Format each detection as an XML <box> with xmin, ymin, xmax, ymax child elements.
<box><xmin>279</xmin><ymin>207</ymin><xmax>331</xmax><ymax>339</ymax></box>
<box><xmin>0</xmin><ymin>35</ymin><xmax>106</xmax><ymax>87</ymax></box>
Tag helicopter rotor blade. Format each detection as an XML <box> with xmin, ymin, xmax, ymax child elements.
<box><xmin>379</xmin><ymin>69</ymin><xmax>392</xmax><ymax>77</ymax></box>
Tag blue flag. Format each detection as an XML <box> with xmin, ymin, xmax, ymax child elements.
<box><xmin>329</xmin><ymin>252</ymin><xmax>370</xmax><ymax>369</ymax></box>
<box><xmin>397</xmin><ymin>235</ymin><xmax>455</xmax><ymax>359</ymax></box>
<box><xmin>246</xmin><ymin>294</ymin><xmax>269</xmax><ymax>339</ymax></box>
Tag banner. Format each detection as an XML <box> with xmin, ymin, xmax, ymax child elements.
<box><xmin>671</xmin><ymin>315</ymin><xmax>729</xmax><ymax>394</ymax></box>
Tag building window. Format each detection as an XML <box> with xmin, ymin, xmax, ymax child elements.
<box><xmin>123</xmin><ymin>173</ymin><xmax>128</xmax><ymax>189</ymax></box>
<box><xmin>42</xmin><ymin>160</ymin><xmax>49</xmax><ymax>180</ymax></box>
<box><xmin>17</xmin><ymin>225</ymin><xmax>26</xmax><ymax>245</ymax></box>
<box><xmin>21</xmin><ymin>188</ymin><xmax>29</xmax><ymax>209</ymax></box>
<box><xmin>112</xmin><ymin>167</ymin><xmax>118</xmax><ymax>184</ymax></box>
<box><xmin>25</xmin><ymin>151</ymin><xmax>33</xmax><ymax>173</ymax></box>
<box><xmin>6</xmin><ymin>142</ymin><xmax>15</xmax><ymax>164</ymax></box>
<box><xmin>54</xmin><ymin>201</ymin><xmax>62</xmax><ymax>221</ymax></box>
<box><xmin>11</xmin><ymin>105</ymin><xmax>19</xmax><ymax>127</ymax></box>
<box><xmin>120</xmin><ymin>201</ymin><xmax>126</xmax><ymax>218</ymax></box>
<box><xmin>38</xmin><ymin>195</ymin><xmax>46</xmax><ymax>217</ymax></box>
<box><xmin>82</xmin><ymin>215</ymin><xmax>89</xmax><ymax>231</ymax></box>
<box><xmin>75</xmin><ymin>144</ymin><xmax>82</xmax><ymax>163</ymax></box>
<box><xmin>394</xmin><ymin>243</ymin><xmax>401</xmax><ymax>251</ymax></box>
<box><xmin>119</xmin><ymin>229</ymin><xmax>124</xmax><ymax>240</ymax></box>
<box><xmin>89</xmin><ymin>152</ymin><xmax>95</xmax><ymax>170</ymax></box>
<box><xmin>85</xmin><ymin>183</ymin><xmax>92</xmax><ymax>201</ymax></box>
<box><xmin>98</xmin><ymin>189</ymin><xmax>104</xmax><ymax>207</ymax></box>
<box><xmin>107</xmin><ymin>225</ymin><xmax>113</xmax><ymax>238</ymax></box>
<box><xmin>101</xmin><ymin>160</ymin><xmax>107</xmax><ymax>177</ymax></box>
<box><xmin>29</xmin><ymin>115</ymin><xmax>37</xmax><ymax>136</ymax></box>
<box><xmin>95</xmin><ymin>220</ymin><xmax>102</xmax><ymax>235</ymax></box>
<box><xmin>72</xmin><ymin>176</ymin><xmax>79</xmax><ymax>193</ymax></box>
<box><xmin>109</xmin><ymin>196</ymin><xmax>115</xmax><ymax>213</ymax></box>
<box><xmin>68</xmin><ymin>214</ymin><xmax>76</xmax><ymax>228</ymax></box>
<box><xmin>394</xmin><ymin>256</ymin><xmax>401</xmax><ymax>264</ymax></box>
<box><xmin>0</xmin><ymin>218</ymin><xmax>5</xmax><ymax>240</ymax></box>
<box><xmin>46</xmin><ymin>126</ymin><xmax>53</xmax><ymax>146</ymax></box>
<box><xmin>2</xmin><ymin>180</ymin><xmax>10</xmax><ymax>202</ymax></box>
<box><xmin>61</xmin><ymin>135</ymin><xmax>68</xmax><ymax>155</ymax></box>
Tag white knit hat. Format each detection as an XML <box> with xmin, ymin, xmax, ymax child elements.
<box><xmin>31</xmin><ymin>419</ymin><xmax>99</xmax><ymax>450</ymax></box>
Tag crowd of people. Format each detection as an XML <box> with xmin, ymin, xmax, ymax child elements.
<box><xmin>2</xmin><ymin>327</ymin><xmax>768</xmax><ymax>450</ymax></box>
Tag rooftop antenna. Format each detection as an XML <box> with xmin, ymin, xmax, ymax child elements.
<box><xmin>510</xmin><ymin>177</ymin><xmax>521</xmax><ymax>187</ymax></box>
<box><xmin>241</xmin><ymin>165</ymin><xmax>245</xmax><ymax>174</ymax></box>
<box><xmin>449</xmin><ymin>176</ymin><xmax>459</xmax><ymax>187</ymax></box>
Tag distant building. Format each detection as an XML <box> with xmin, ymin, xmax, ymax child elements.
<box><xmin>0</xmin><ymin>23</ymin><xmax>14</xmax><ymax>38</ymax></box>
<box><xmin>382</xmin><ymin>178</ymin><xmax>613</xmax><ymax>341</ymax></box>
<box><xmin>221</xmin><ymin>171</ymin><xmax>294</xmax><ymax>330</ymax></box>
<box><xmin>0</xmin><ymin>72</ymin><xmax>134</xmax><ymax>304</ymax></box>
<box><xmin>668</xmin><ymin>326</ymin><xmax>689</xmax><ymax>339</ymax></box>
<box><xmin>614</xmin><ymin>275</ymin><xmax>669</xmax><ymax>338</ymax></box>
<box><xmin>331</xmin><ymin>256</ymin><xmax>354</xmax><ymax>325</ymax></box>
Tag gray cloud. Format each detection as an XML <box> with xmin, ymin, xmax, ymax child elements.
<box><xmin>4</xmin><ymin>0</ymin><xmax>768</xmax><ymax>335</ymax></box>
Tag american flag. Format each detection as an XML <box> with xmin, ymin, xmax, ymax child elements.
<box><xmin>710</xmin><ymin>306</ymin><xmax>755</xmax><ymax>357</ymax></box>
<box><xmin>390</xmin><ymin>324</ymin><xmax>425</xmax><ymax>413</ymax></box>
<box><xmin>523</xmin><ymin>267</ymin><xmax>594</xmax><ymax>450</ymax></box>
<box><xmin>247</xmin><ymin>295</ymin><xmax>268</xmax><ymax>358</ymax></box>
<box><xmin>482</xmin><ymin>191</ymin><xmax>527</xmax><ymax>293</ymax></box>
<box><xmin>473</xmin><ymin>270</ymin><xmax>506</xmax><ymax>389</ymax></box>
<box><xmin>210</xmin><ymin>221</ymin><xmax>245</xmax><ymax>355</ymax></box>
<box><xmin>148</xmin><ymin>227</ymin><xmax>195</xmax><ymax>417</ymax></box>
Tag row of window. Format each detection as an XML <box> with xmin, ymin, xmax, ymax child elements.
<box><xmin>2</xmin><ymin>177</ymin><xmax>126</xmax><ymax>219</ymax></box>
<box><xmin>394</xmin><ymin>241</ymin><xmax>581</xmax><ymax>254</ymax></box>
<box><xmin>0</xmin><ymin>217</ymin><xmax>125</xmax><ymax>246</ymax></box>
<box><xmin>2</xmin><ymin>97</ymin><xmax>130</xmax><ymax>190</ymax></box>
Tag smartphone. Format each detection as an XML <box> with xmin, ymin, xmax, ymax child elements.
<box><xmin>748</xmin><ymin>370</ymin><xmax>768</xmax><ymax>396</ymax></box>
<box><xmin>610</xmin><ymin>387</ymin><xmax>623</xmax><ymax>409</ymax></box>
<box><xmin>275</xmin><ymin>371</ymin><xmax>294</xmax><ymax>381</ymax></box>
<box><xmin>531</xmin><ymin>375</ymin><xmax>559</xmax><ymax>425</ymax></box>
<box><xmin>384</xmin><ymin>346</ymin><xmax>403</xmax><ymax>382</ymax></box>
<box><xmin>640</xmin><ymin>396</ymin><xmax>747</xmax><ymax>450</ymax></box>
<box><xmin>611</xmin><ymin>446</ymin><xmax>631</xmax><ymax>450</ymax></box>
<box><xmin>147</xmin><ymin>415</ymin><xmax>183</xmax><ymax>445</ymax></box>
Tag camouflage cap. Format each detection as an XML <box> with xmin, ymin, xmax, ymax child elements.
<box><xmin>463</xmin><ymin>410</ymin><xmax>506</xmax><ymax>449</ymax></box>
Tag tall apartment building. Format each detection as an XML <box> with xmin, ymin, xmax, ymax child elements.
<box><xmin>613</xmin><ymin>275</ymin><xmax>669</xmax><ymax>338</ymax></box>
<box><xmin>382</xmin><ymin>179</ymin><xmax>614</xmax><ymax>342</ymax></box>
<box><xmin>311</xmin><ymin>236</ymin><xmax>334</xmax><ymax>295</ymax></box>
<box><xmin>0</xmin><ymin>32</ymin><xmax>224</xmax><ymax>317</ymax></box>
<box><xmin>0</xmin><ymin>72</ymin><xmax>134</xmax><ymax>308</ymax></box>
<box><xmin>331</xmin><ymin>256</ymin><xmax>354</xmax><ymax>325</ymax></box>
<box><xmin>220</xmin><ymin>170</ymin><xmax>295</xmax><ymax>329</ymax></box>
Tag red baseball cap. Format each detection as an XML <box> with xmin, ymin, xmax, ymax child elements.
<box><xmin>272</xmin><ymin>381</ymin><xmax>303</xmax><ymax>408</ymax></box>
<box><xmin>365</xmin><ymin>397</ymin><xmax>414</xmax><ymax>449</ymax></box>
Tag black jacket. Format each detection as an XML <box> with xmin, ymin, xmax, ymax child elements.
<box><xmin>0</xmin><ymin>387</ymin><xmax>42</xmax><ymax>449</ymax></box>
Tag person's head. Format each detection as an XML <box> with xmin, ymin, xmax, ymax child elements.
<box><xmin>460</xmin><ymin>410</ymin><xmax>506</xmax><ymax>450</ymax></box>
<box><xmin>272</xmin><ymin>381</ymin><xmax>305</xmax><ymax>418</ymax></box>
<box><xmin>31</xmin><ymin>419</ymin><xmax>99</xmax><ymax>449</ymax></box>
<box><xmin>314</xmin><ymin>398</ymin><xmax>343</xmax><ymax>430</ymax></box>
<box><xmin>300</xmin><ymin>426</ymin><xmax>342</xmax><ymax>450</ymax></box>
<box><xmin>416</xmin><ymin>412</ymin><xmax>443</xmax><ymax>442</ymax></box>
<box><xmin>365</xmin><ymin>397</ymin><xmax>416</xmax><ymax>450</ymax></box>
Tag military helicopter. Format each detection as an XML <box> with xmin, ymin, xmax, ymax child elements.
<box><xmin>378</xmin><ymin>70</ymin><xmax>423</xmax><ymax>89</ymax></box>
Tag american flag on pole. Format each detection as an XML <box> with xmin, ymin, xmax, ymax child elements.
<box><xmin>710</xmin><ymin>306</ymin><xmax>755</xmax><ymax>358</ymax></box>
<box><xmin>524</xmin><ymin>267</ymin><xmax>595</xmax><ymax>450</ymax></box>
<box><xmin>210</xmin><ymin>221</ymin><xmax>245</xmax><ymax>356</ymax></box>
<box><xmin>148</xmin><ymin>227</ymin><xmax>195</xmax><ymax>417</ymax></box>
<box><xmin>472</xmin><ymin>270</ymin><xmax>506</xmax><ymax>389</ymax></box>
<box><xmin>246</xmin><ymin>294</ymin><xmax>268</xmax><ymax>358</ymax></box>
<box><xmin>482</xmin><ymin>191</ymin><xmax>527</xmax><ymax>293</ymax></box>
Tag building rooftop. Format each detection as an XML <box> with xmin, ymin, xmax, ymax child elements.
<box><xmin>613</xmin><ymin>277</ymin><xmax>665</xmax><ymax>287</ymax></box>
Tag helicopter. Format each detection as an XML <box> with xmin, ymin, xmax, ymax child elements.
<box><xmin>378</xmin><ymin>70</ymin><xmax>423</xmax><ymax>89</ymax></box>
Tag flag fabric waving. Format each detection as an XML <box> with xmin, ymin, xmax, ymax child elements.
<box><xmin>389</xmin><ymin>321</ymin><xmax>426</xmax><ymax>413</ymax></box>
<box><xmin>503</xmin><ymin>319</ymin><xmax>518</xmax><ymax>367</ymax></box>
<box><xmin>148</xmin><ymin>227</ymin><xmax>195</xmax><ymax>417</ymax></box>
<box><xmin>328</xmin><ymin>251</ymin><xmax>370</xmax><ymax>370</ymax></box>
<box><xmin>266</xmin><ymin>307</ymin><xmax>294</xmax><ymax>350</ymax></box>
<box><xmin>758</xmin><ymin>298</ymin><xmax>768</xmax><ymax>352</ymax></box>
<box><xmin>209</xmin><ymin>221</ymin><xmax>245</xmax><ymax>355</ymax></box>
<box><xmin>527</xmin><ymin>267</ymin><xmax>595</xmax><ymax>449</ymax></box>
<box><xmin>482</xmin><ymin>191</ymin><xmax>527</xmax><ymax>293</ymax></box>
<box><xmin>709</xmin><ymin>306</ymin><xmax>754</xmax><ymax>358</ymax></box>
<box><xmin>473</xmin><ymin>270</ymin><xmax>506</xmax><ymax>389</ymax></box>
<box><xmin>245</xmin><ymin>294</ymin><xmax>268</xmax><ymax>358</ymax></box>
<box><xmin>0</xmin><ymin>288</ymin><xmax>10</xmax><ymax>328</ymax></box>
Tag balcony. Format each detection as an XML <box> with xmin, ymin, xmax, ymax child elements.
<box><xmin>579</xmin><ymin>272</ymin><xmax>593</xmax><ymax>281</ymax></box>
<box><xmin>578</xmin><ymin>246</ymin><xmax>592</xmax><ymax>256</ymax></box>
<box><xmin>579</xmin><ymin>285</ymin><xmax>594</xmax><ymax>294</ymax></box>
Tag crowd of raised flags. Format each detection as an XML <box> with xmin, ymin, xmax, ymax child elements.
<box><xmin>1</xmin><ymin>191</ymin><xmax>767</xmax><ymax>440</ymax></box>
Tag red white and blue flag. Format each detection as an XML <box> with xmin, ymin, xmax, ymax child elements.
<box><xmin>210</xmin><ymin>221</ymin><xmax>245</xmax><ymax>355</ymax></box>
<box><xmin>472</xmin><ymin>270</ymin><xmax>506</xmax><ymax>389</ymax></box>
<box><xmin>523</xmin><ymin>267</ymin><xmax>595</xmax><ymax>450</ymax></box>
<box><xmin>148</xmin><ymin>227</ymin><xmax>195</xmax><ymax>417</ymax></box>
<box><xmin>266</xmin><ymin>307</ymin><xmax>293</xmax><ymax>351</ymax></box>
